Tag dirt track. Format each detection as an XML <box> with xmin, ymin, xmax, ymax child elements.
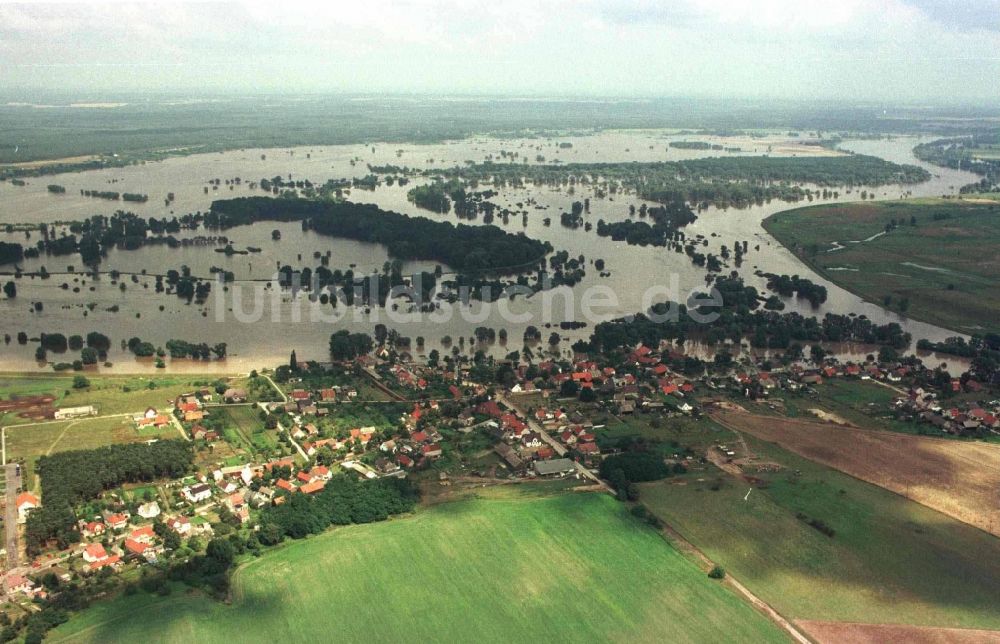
<box><xmin>712</xmin><ymin>410</ymin><xmax>1000</xmax><ymax>538</ymax></box>
<box><xmin>798</xmin><ymin>620</ymin><xmax>1000</xmax><ymax>644</ymax></box>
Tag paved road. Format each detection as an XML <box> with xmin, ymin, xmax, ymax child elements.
<box><xmin>4</xmin><ymin>463</ymin><xmax>20</xmax><ymax>571</ymax></box>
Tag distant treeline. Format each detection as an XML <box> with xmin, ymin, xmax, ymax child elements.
<box><xmin>430</xmin><ymin>155</ymin><xmax>930</xmax><ymax>209</ymax></box>
<box><xmin>208</xmin><ymin>197</ymin><xmax>552</xmax><ymax>274</ymax></box>
<box><xmin>669</xmin><ymin>141</ymin><xmax>717</xmax><ymax>150</ymax></box>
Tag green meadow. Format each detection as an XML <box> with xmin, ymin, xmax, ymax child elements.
<box><xmin>763</xmin><ymin>199</ymin><xmax>1000</xmax><ymax>333</ymax></box>
<box><xmin>640</xmin><ymin>437</ymin><xmax>1000</xmax><ymax>629</ymax></box>
<box><xmin>50</xmin><ymin>492</ymin><xmax>785</xmax><ymax>643</ymax></box>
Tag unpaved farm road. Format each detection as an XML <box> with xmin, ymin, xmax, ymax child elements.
<box><xmin>4</xmin><ymin>463</ymin><xmax>19</xmax><ymax>570</ymax></box>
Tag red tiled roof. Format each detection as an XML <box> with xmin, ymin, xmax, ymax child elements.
<box><xmin>85</xmin><ymin>543</ymin><xmax>107</xmax><ymax>559</ymax></box>
<box><xmin>299</xmin><ymin>480</ymin><xmax>326</xmax><ymax>494</ymax></box>
<box><xmin>130</xmin><ymin>525</ymin><xmax>155</xmax><ymax>540</ymax></box>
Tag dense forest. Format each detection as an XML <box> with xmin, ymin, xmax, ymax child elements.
<box><xmin>259</xmin><ymin>475</ymin><xmax>417</xmax><ymax>541</ymax></box>
<box><xmin>429</xmin><ymin>154</ymin><xmax>930</xmax><ymax>209</ymax></box>
<box><xmin>25</xmin><ymin>441</ymin><xmax>194</xmax><ymax>553</ymax></box>
<box><xmin>587</xmin><ymin>275</ymin><xmax>911</xmax><ymax>353</ymax></box>
<box><xmin>208</xmin><ymin>197</ymin><xmax>552</xmax><ymax>274</ymax></box>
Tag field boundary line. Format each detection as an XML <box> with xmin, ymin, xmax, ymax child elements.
<box><xmin>655</xmin><ymin>517</ymin><xmax>811</xmax><ymax>644</ymax></box>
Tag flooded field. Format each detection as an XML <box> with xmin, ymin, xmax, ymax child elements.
<box><xmin>0</xmin><ymin>130</ymin><xmax>981</xmax><ymax>373</ymax></box>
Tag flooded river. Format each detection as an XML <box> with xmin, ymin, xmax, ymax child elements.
<box><xmin>0</xmin><ymin>131</ymin><xmax>981</xmax><ymax>373</ymax></box>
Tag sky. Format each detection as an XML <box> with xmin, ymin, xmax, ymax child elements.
<box><xmin>1</xmin><ymin>0</ymin><xmax>999</xmax><ymax>103</ymax></box>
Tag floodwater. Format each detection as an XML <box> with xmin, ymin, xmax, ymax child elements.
<box><xmin>0</xmin><ymin>131</ymin><xmax>982</xmax><ymax>373</ymax></box>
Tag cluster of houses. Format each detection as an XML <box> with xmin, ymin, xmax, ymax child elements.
<box><xmin>895</xmin><ymin>388</ymin><xmax>1000</xmax><ymax>436</ymax></box>
<box><xmin>72</xmin><ymin>501</ymin><xmax>210</xmax><ymax>574</ymax></box>
<box><xmin>131</xmin><ymin>389</ymin><xmax>215</xmax><ymax>431</ymax></box>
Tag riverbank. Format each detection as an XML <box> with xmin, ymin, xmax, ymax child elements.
<box><xmin>762</xmin><ymin>198</ymin><xmax>1000</xmax><ymax>336</ymax></box>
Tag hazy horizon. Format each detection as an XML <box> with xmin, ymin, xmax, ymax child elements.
<box><xmin>2</xmin><ymin>0</ymin><xmax>999</xmax><ymax>104</ymax></box>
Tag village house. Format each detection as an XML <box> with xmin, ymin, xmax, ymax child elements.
<box><xmin>15</xmin><ymin>492</ymin><xmax>39</xmax><ymax>524</ymax></box>
<box><xmin>494</xmin><ymin>442</ymin><xmax>525</xmax><ymax>470</ymax></box>
<box><xmin>82</xmin><ymin>543</ymin><xmax>108</xmax><ymax>564</ymax></box>
<box><xmin>80</xmin><ymin>520</ymin><xmax>106</xmax><ymax>538</ymax></box>
<box><xmin>299</xmin><ymin>479</ymin><xmax>326</xmax><ymax>494</ymax></box>
<box><xmin>223</xmin><ymin>388</ymin><xmax>248</xmax><ymax>403</ymax></box>
<box><xmin>104</xmin><ymin>512</ymin><xmax>129</xmax><ymax>531</ymax></box>
<box><xmin>167</xmin><ymin>515</ymin><xmax>192</xmax><ymax>536</ymax></box>
<box><xmin>520</xmin><ymin>432</ymin><xmax>543</xmax><ymax>449</ymax></box>
<box><xmin>137</xmin><ymin>501</ymin><xmax>161</xmax><ymax>519</ymax></box>
<box><xmin>421</xmin><ymin>443</ymin><xmax>443</xmax><ymax>459</ymax></box>
<box><xmin>5</xmin><ymin>573</ymin><xmax>35</xmax><ymax>596</ymax></box>
<box><xmin>191</xmin><ymin>424</ymin><xmax>220</xmax><ymax>441</ymax></box>
<box><xmin>183</xmin><ymin>483</ymin><xmax>213</xmax><ymax>504</ymax></box>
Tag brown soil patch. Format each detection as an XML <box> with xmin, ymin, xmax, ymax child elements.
<box><xmin>0</xmin><ymin>154</ymin><xmax>100</xmax><ymax>169</ymax></box>
<box><xmin>797</xmin><ymin>620</ymin><xmax>1000</xmax><ymax>644</ymax></box>
<box><xmin>0</xmin><ymin>395</ymin><xmax>56</xmax><ymax>420</ymax></box>
<box><xmin>712</xmin><ymin>410</ymin><xmax>1000</xmax><ymax>537</ymax></box>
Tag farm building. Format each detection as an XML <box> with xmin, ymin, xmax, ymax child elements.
<box><xmin>533</xmin><ymin>459</ymin><xmax>576</xmax><ymax>477</ymax></box>
<box><xmin>54</xmin><ymin>405</ymin><xmax>97</xmax><ymax>420</ymax></box>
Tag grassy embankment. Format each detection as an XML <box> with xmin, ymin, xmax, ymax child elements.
<box><xmin>763</xmin><ymin>199</ymin><xmax>1000</xmax><ymax>334</ymax></box>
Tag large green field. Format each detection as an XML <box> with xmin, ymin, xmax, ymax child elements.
<box><xmin>763</xmin><ymin>199</ymin><xmax>1000</xmax><ymax>333</ymax></box>
<box><xmin>640</xmin><ymin>437</ymin><xmax>1000</xmax><ymax>629</ymax></box>
<box><xmin>50</xmin><ymin>492</ymin><xmax>785</xmax><ymax>643</ymax></box>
